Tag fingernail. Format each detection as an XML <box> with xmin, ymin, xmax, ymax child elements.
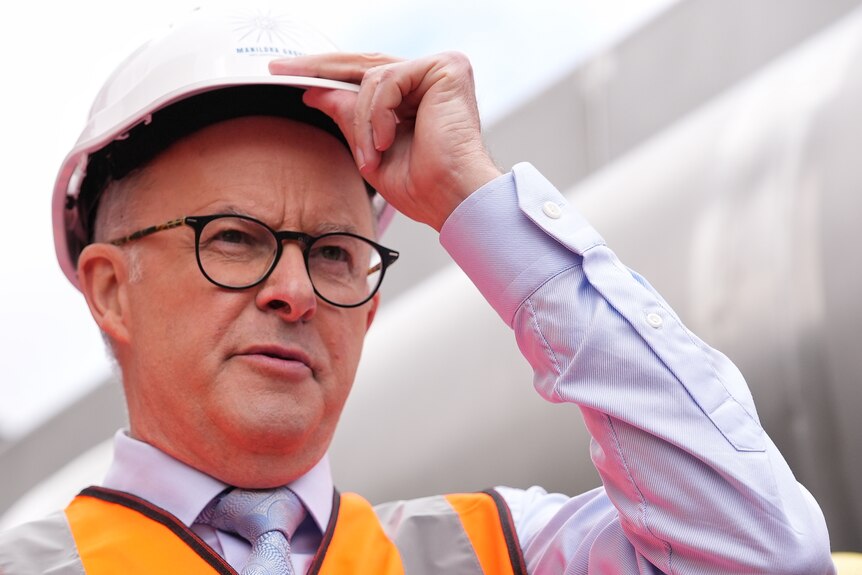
<box><xmin>356</xmin><ymin>147</ymin><xmax>366</xmax><ymax>171</ymax></box>
<box><xmin>372</xmin><ymin>128</ymin><xmax>382</xmax><ymax>151</ymax></box>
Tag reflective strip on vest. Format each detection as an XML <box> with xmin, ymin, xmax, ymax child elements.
<box><xmin>8</xmin><ymin>486</ymin><xmax>526</xmax><ymax>574</ymax></box>
<box><xmin>312</xmin><ymin>490</ymin><xmax>526</xmax><ymax>575</ymax></box>
<box><xmin>375</xmin><ymin>494</ymin><xmax>486</xmax><ymax>574</ymax></box>
<box><xmin>0</xmin><ymin>510</ymin><xmax>85</xmax><ymax>575</ymax></box>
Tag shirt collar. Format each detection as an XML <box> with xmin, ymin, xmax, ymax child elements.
<box><xmin>102</xmin><ymin>429</ymin><xmax>334</xmax><ymax>533</ymax></box>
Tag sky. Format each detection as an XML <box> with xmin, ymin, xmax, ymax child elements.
<box><xmin>0</xmin><ymin>0</ymin><xmax>676</xmax><ymax>439</ymax></box>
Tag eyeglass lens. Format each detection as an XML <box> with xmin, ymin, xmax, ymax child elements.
<box><xmin>197</xmin><ymin>216</ymin><xmax>383</xmax><ymax>306</ymax></box>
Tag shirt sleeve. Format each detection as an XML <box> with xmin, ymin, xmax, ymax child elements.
<box><xmin>439</xmin><ymin>163</ymin><xmax>834</xmax><ymax>574</ymax></box>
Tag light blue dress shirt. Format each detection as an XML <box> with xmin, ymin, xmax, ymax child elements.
<box><xmin>442</xmin><ymin>163</ymin><xmax>833</xmax><ymax>573</ymax></box>
<box><xmin>101</xmin><ymin>163</ymin><xmax>834</xmax><ymax>574</ymax></box>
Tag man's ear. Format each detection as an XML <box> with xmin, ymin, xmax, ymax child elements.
<box><xmin>77</xmin><ymin>244</ymin><xmax>133</xmax><ymax>345</ymax></box>
<box><xmin>365</xmin><ymin>293</ymin><xmax>380</xmax><ymax>332</ymax></box>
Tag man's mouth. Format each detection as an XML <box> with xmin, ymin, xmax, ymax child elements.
<box><xmin>236</xmin><ymin>345</ymin><xmax>314</xmax><ymax>375</ymax></box>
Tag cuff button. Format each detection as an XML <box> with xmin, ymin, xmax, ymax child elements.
<box><xmin>542</xmin><ymin>201</ymin><xmax>562</xmax><ymax>219</ymax></box>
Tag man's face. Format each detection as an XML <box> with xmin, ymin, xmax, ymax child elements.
<box><xmin>91</xmin><ymin>116</ymin><xmax>378</xmax><ymax>487</ymax></box>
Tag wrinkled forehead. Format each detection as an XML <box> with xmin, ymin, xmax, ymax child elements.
<box><xmin>127</xmin><ymin>116</ymin><xmax>374</xmax><ymax>232</ymax></box>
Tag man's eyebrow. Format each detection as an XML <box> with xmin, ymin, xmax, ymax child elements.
<box><xmin>313</xmin><ymin>222</ymin><xmax>361</xmax><ymax>235</ymax></box>
<box><xmin>212</xmin><ymin>205</ymin><xmax>248</xmax><ymax>217</ymax></box>
<box><xmin>206</xmin><ymin>206</ymin><xmax>363</xmax><ymax>236</ymax></box>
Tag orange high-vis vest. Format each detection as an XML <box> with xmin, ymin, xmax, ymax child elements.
<box><xmin>63</xmin><ymin>486</ymin><xmax>527</xmax><ymax>574</ymax></box>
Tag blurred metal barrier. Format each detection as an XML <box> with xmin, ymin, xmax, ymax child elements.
<box><xmin>0</xmin><ymin>379</ymin><xmax>125</xmax><ymax>518</ymax></box>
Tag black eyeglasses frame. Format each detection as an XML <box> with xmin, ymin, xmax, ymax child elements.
<box><xmin>107</xmin><ymin>213</ymin><xmax>400</xmax><ymax>308</ymax></box>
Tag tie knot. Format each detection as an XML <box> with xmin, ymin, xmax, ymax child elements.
<box><xmin>197</xmin><ymin>487</ymin><xmax>306</xmax><ymax>544</ymax></box>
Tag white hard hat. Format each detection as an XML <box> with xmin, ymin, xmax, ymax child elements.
<box><xmin>53</xmin><ymin>4</ymin><xmax>394</xmax><ymax>291</ymax></box>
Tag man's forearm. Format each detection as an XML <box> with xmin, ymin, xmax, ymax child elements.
<box><xmin>442</xmin><ymin>162</ymin><xmax>833</xmax><ymax>574</ymax></box>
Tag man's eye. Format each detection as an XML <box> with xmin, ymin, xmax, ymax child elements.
<box><xmin>212</xmin><ymin>229</ymin><xmax>249</xmax><ymax>244</ymax></box>
<box><xmin>315</xmin><ymin>245</ymin><xmax>350</xmax><ymax>262</ymax></box>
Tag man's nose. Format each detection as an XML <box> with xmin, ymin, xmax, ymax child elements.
<box><xmin>254</xmin><ymin>245</ymin><xmax>317</xmax><ymax>321</ymax></box>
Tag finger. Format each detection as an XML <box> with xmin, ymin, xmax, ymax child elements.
<box><xmin>301</xmin><ymin>88</ymin><xmax>365</xmax><ymax>169</ymax></box>
<box><xmin>368</xmin><ymin>66</ymin><xmax>409</xmax><ymax>154</ymax></box>
<box><xmin>352</xmin><ymin>67</ymin><xmax>382</xmax><ymax>173</ymax></box>
<box><xmin>269</xmin><ymin>52</ymin><xmax>402</xmax><ymax>83</ymax></box>
<box><xmin>353</xmin><ymin>59</ymin><xmax>428</xmax><ymax>170</ymax></box>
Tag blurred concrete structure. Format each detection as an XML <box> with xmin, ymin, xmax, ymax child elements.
<box><xmin>488</xmin><ymin>0</ymin><xmax>862</xmax><ymax>185</ymax></box>
<box><xmin>3</xmin><ymin>0</ymin><xmax>861</xmax><ymax>552</ymax></box>
<box><xmin>375</xmin><ymin>0</ymin><xmax>862</xmax><ymax>310</ymax></box>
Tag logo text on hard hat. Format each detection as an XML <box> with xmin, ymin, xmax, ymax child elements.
<box><xmin>230</xmin><ymin>7</ymin><xmax>314</xmax><ymax>58</ymax></box>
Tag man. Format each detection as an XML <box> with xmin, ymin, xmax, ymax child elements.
<box><xmin>0</xmin><ymin>5</ymin><xmax>834</xmax><ymax>574</ymax></box>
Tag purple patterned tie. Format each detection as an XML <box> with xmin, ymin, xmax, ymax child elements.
<box><xmin>197</xmin><ymin>487</ymin><xmax>307</xmax><ymax>575</ymax></box>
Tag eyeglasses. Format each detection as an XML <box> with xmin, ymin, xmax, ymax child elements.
<box><xmin>107</xmin><ymin>214</ymin><xmax>400</xmax><ymax>308</ymax></box>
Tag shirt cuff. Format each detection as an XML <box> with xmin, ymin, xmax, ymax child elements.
<box><xmin>440</xmin><ymin>162</ymin><xmax>603</xmax><ymax>326</ymax></box>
